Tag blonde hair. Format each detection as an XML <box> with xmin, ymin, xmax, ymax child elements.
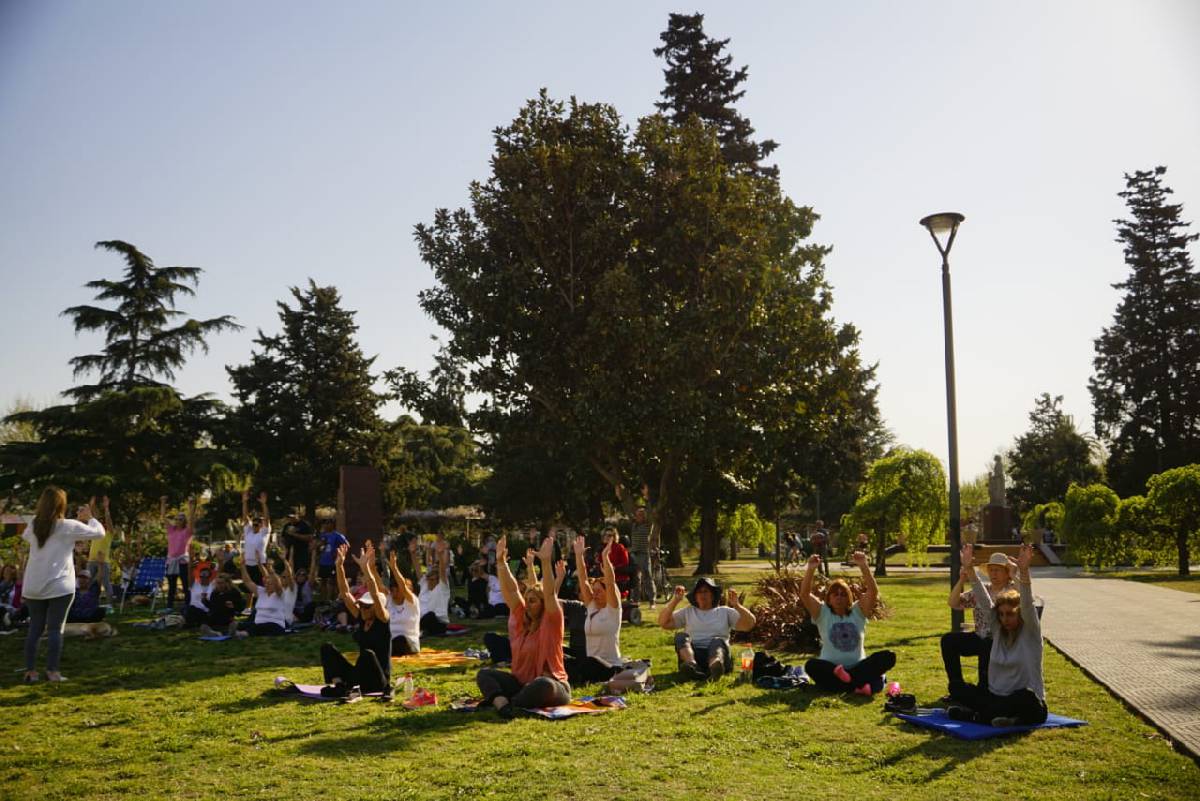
<box><xmin>32</xmin><ymin>487</ymin><xmax>67</xmax><ymax>548</ymax></box>
<box><xmin>522</xmin><ymin>586</ymin><xmax>545</xmax><ymax>629</ymax></box>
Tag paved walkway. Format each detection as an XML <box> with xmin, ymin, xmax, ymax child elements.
<box><xmin>1032</xmin><ymin>568</ymin><xmax>1200</xmax><ymax>758</ymax></box>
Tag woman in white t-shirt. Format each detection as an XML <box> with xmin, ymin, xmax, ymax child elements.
<box><xmin>385</xmin><ymin>550</ymin><xmax>421</xmax><ymax>655</ymax></box>
<box><xmin>658</xmin><ymin>576</ymin><xmax>756</xmax><ymax>681</ymax></box>
<box><xmin>416</xmin><ymin>538</ymin><xmax>451</xmax><ymax>636</ymax></box>
<box><xmin>236</xmin><ymin>552</ymin><xmax>287</xmax><ymax>636</ymax></box>
<box><xmin>22</xmin><ymin>487</ymin><xmax>106</xmax><ymax>683</ymax></box>
<box><xmin>567</xmin><ymin>535</ymin><xmax>625</xmax><ymax>684</ymax></box>
<box><xmin>239</xmin><ymin>490</ymin><xmax>272</xmax><ymax>586</ymax></box>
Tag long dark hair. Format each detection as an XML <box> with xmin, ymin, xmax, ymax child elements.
<box><xmin>32</xmin><ymin>486</ymin><xmax>68</xmax><ymax>548</ymax></box>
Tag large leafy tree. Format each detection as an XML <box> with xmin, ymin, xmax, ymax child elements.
<box><xmin>225</xmin><ymin>281</ymin><xmax>387</xmax><ymax>520</ymax></box>
<box><xmin>1061</xmin><ymin>483</ymin><xmax>1122</xmax><ymax>569</ymax></box>
<box><xmin>1146</xmin><ymin>464</ymin><xmax>1200</xmax><ymax>577</ymax></box>
<box><xmin>0</xmin><ymin>241</ymin><xmax>241</xmax><ymax>525</ymax></box>
<box><xmin>415</xmin><ymin>93</ymin><xmax>880</xmax><ymax>575</ymax></box>
<box><xmin>654</xmin><ymin>12</ymin><xmax>779</xmax><ymax>176</ymax></box>
<box><xmin>1090</xmin><ymin>167</ymin><xmax>1200</xmax><ymax>496</ymax></box>
<box><xmin>841</xmin><ymin>447</ymin><xmax>948</xmax><ymax>576</ymax></box>
<box><xmin>1007</xmin><ymin>393</ymin><xmax>1103</xmax><ymax>511</ymax></box>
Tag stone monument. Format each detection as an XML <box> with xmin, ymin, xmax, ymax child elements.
<box><xmin>337</xmin><ymin>465</ymin><xmax>384</xmax><ymax>566</ymax></box>
<box><xmin>981</xmin><ymin>455</ymin><xmax>1013</xmax><ymax>541</ymax></box>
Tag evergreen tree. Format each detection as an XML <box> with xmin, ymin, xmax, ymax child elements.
<box><xmin>226</xmin><ymin>281</ymin><xmax>387</xmax><ymax>520</ymax></box>
<box><xmin>654</xmin><ymin>12</ymin><xmax>779</xmax><ymax>176</ymax></box>
<box><xmin>0</xmin><ymin>241</ymin><xmax>240</xmax><ymax>522</ymax></box>
<box><xmin>1090</xmin><ymin>167</ymin><xmax>1200</xmax><ymax>496</ymax></box>
<box><xmin>1007</xmin><ymin>393</ymin><xmax>1103</xmax><ymax>510</ymax></box>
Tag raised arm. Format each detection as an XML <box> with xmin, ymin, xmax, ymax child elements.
<box><xmin>279</xmin><ymin>550</ymin><xmax>295</xmax><ymax>590</ymax></box>
<box><xmin>949</xmin><ymin>560</ymin><xmax>973</xmax><ymax>610</ymax></box>
<box><xmin>356</xmin><ymin>541</ymin><xmax>388</xmax><ymax>623</ymax></box>
<box><xmin>963</xmin><ymin>543</ymin><xmax>992</xmax><ymax>608</ymax></box>
<box><xmin>1015</xmin><ymin>543</ymin><xmax>1036</xmax><ymax>627</ymax></box>
<box><xmin>494</xmin><ymin>536</ymin><xmax>522</xmax><ymax>610</ymax></box>
<box><xmin>537</xmin><ymin>536</ymin><xmax>560</xmax><ymax>614</ymax></box>
<box><xmin>334</xmin><ymin>543</ymin><xmax>358</xmax><ymax>619</ymax></box>
<box><xmin>852</xmin><ymin>550</ymin><xmax>878</xmax><ymax>618</ymax></box>
<box><xmin>573</xmin><ymin>536</ymin><xmax>592</xmax><ymax>605</ymax></box>
<box><xmin>601</xmin><ymin>541</ymin><xmax>620</xmax><ymax>609</ymax></box>
<box><xmin>258</xmin><ymin>492</ymin><xmax>271</xmax><ymax>547</ymax></box>
<box><xmin>387</xmin><ymin>550</ymin><xmax>415</xmax><ymax>605</ymax></box>
<box><xmin>240</xmin><ymin>490</ymin><xmax>250</xmax><ymax>525</ymax></box>
<box><xmin>237</xmin><ymin>552</ymin><xmax>255</xmax><ymax>589</ymax></box>
<box><xmin>727</xmin><ymin>588</ymin><xmax>757</xmax><ymax>632</ymax></box>
<box><xmin>658</xmin><ymin>584</ymin><xmax>686</xmax><ymax>629</ymax></box>
<box><xmin>799</xmin><ymin>554</ymin><xmax>823</xmax><ymax>619</ymax></box>
<box><xmin>553</xmin><ymin>559</ymin><xmax>567</xmax><ymax>595</ymax></box>
<box><xmin>522</xmin><ymin>549</ymin><xmax>539</xmax><ymax>591</ymax></box>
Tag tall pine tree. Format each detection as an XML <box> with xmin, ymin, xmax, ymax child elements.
<box><xmin>654</xmin><ymin>12</ymin><xmax>779</xmax><ymax>176</ymax></box>
<box><xmin>226</xmin><ymin>281</ymin><xmax>387</xmax><ymax>520</ymax></box>
<box><xmin>1090</xmin><ymin>167</ymin><xmax>1200</xmax><ymax>496</ymax></box>
<box><xmin>0</xmin><ymin>241</ymin><xmax>241</xmax><ymax>522</ymax></box>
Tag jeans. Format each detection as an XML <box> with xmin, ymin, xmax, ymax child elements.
<box><xmin>86</xmin><ymin>560</ymin><xmax>113</xmax><ymax>600</ymax></box>
<box><xmin>805</xmin><ymin>650</ymin><xmax>897</xmax><ymax>693</ymax></box>
<box><xmin>24</xmin><ymin>594</ymin><xmax>74</xmax><ymax>673</ymax></box>
<box><xmin>674</xmin><ymin>632</ymin><xmax>731</xmax><ymax>675</ymax></box>
<box><xmin>475</xmin><ymin>668</ymin><xmax>571</xmax><ymax>709</ymax></box>
<box><xmin>630</xmin><ymin>551</ymin><xmax>654</xmax><ymax>603</ymax></box>
<box><xmin>940</xmin><ymin>631</ymin><xmax>992</xmax><ymax>689</ymax></box>
<box><xmin>166</xmin><ymin>560</ymin><xmax>192</xmax><ymax>610</ymax></box>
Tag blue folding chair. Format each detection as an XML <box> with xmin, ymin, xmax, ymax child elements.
<box><xmin>119</xmin><ymin>556</ymin><xmax>167</xmax><ymax>613</ymax></box>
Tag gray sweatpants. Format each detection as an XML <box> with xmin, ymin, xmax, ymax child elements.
<box><xmin>24</xmin><ymin>593</ymin><xmax>75</xmax><ymax>673</ymax></box>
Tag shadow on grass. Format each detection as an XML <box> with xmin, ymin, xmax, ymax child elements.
<box><xmin>877</xmin><ymin>716</ymin><xmax>1026</xmax><ymax>781</ymax></box>
<box><xmin>294</xmin><ymin>707</ymin><xmax>485</xmax><ymax>756</ymax></box>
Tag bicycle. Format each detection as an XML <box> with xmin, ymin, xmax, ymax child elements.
<box><xmin>650</xmin><ymin>547</ymin><xmax>672</xmax><ymax>602</ymax></box>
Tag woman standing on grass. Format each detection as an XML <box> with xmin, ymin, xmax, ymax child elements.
<box><xmin>21</xmin><ymin>487</ymin><xmax>106</xmax><ymax>683</ymax></box>
<box><xmin>947</xmin><ymin>543</ymin><xmax>1047</xmax><ymax>727</ymax></box>
<box><xmin>799</xmin><ymin>551</ymin><xmax>895</xmax><ymax>695</ymax></box>
<box><xmin>475</xmin><ymin>535</ymin><xmax>570</xmax><ymax>718</ymax></box>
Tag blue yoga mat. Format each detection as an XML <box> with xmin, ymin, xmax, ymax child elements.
<box><xmin>895</xmin><ymin>709</ymin><xmax>1087</xmax><ymax>740</ymax></box>
<box><xmin>199</xmin><ymin>635</ymin><xmax>232</xmax><ymax>642</ymax></box>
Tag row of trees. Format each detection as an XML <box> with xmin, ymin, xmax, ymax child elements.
<box><xmin>1</xmin><ymin>14</ymin><xmax>886</xmax><ymax>569</ymax></box>
<box><xmin>996</xmin><ymin>167</ymin><xmax>1199</xmax><ymax>527</ymax></box>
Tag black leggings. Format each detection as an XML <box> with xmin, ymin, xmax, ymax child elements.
<box><xmin>565</xmin><ymin>655</ymin><xmax>622</xmax><ymax>685</ymax></box>
<box><xmin>949</xmin><ymin>679</ymin><xmax>1048</xmax><ymax>725</ymax></box>
<box><xmin>475</xmin><ymin>668</ymin><xmax>571</xmax><ymax>709</ymax></box>
<box><xmin>392</xmin><ymin>635</ymin><xmax>420</xmax><ymax>656</ymax></box>
<box><xmin>183</xmin><ymin>606</ymin><xmax>207</xmax><ymax>628</ymax></box>
<box><xmin>420</xmin><ymin>611</ymin><xmax>447</xmax><ymax>636</ymax></box>
<box><xmin>166</xmin><ymin>570</ymin><xmax>192</xmax><ymax>610</ymax></box>
<box><xmin>805</xmin><ymin>650</ymin><xmax>896</xmax><ymax>693</ymax></box>
<box><xmin>320</xmin><ymin>642</ymin><xmax>389</xmax><ymax>694</ymax></box>
<box><xmin>241</xmin><ymin>621</ymin><xmax>286</xmax><ymax>636</ymax></box>
<box><xmin>484</xmin><ymin>631</ymin><xmax>512</xmax><ymax>662</ymax></box>
<box><xmin>940</xmin><ymin>632</ymin><xmax>992</xmax><ymax>689</ymax></box>
<box><xmin>67</xmin><ymin>607</ymin><xmax>107</xmax><ymax>624</ymax></box>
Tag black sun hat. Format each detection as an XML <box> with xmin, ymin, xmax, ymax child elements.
<box><xmin>687</xmin><ymin>576</ymin><xmax>723</xmax><ymax>607</ymax></box>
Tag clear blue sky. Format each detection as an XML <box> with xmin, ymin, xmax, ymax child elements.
<box><xmin>2</xmin><ymin>1</ymin><xmax>1198</xmax><ymax>484</ymax></box>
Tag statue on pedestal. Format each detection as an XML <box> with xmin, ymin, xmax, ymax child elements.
<box><xmin>988</xmin><ymin>455</ymin><xmax>1007</xmax><ymax>507</ymax></box>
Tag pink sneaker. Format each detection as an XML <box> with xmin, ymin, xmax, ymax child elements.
<box><xmin>833</xmin><ymin>665</ymin><xmax>852</xmax><ymax>684</ymax></box>
<box><xmin>854</xmin><ymin>683</ymin><xmax>873</xmax><ymax>696</ymax></box>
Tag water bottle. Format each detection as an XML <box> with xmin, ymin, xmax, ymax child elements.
<box><xmin>403</xmin><ymin>672</ymin><xmax>414</xmax><ymax>697</ymax></box>
<box><xmin>886</xmin><ymin>681</ymin><xmax>902</xmax><ymax>697</ymax></box>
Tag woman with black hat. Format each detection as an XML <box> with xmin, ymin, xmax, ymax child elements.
<box><xmin>318</xmin><ymin>541</ymin><xmax>393</xmax><ymax>700</ymax></box>
<box><xmin>658</xmin><ymin>576</ymin><xmax>756</xmax><ymax>680</ymax></box>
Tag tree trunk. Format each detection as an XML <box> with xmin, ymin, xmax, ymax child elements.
<box><xmin>729</xmin><ymin>534</ymin><xmax>738</xmax><ymax>560</ymax></box>
<box><xmin>874</xmin><ymin>530</ymin><xmax>888</xmax><ymax>578</ymax></box>
<box><xmin>659</xmin><ymin>507</ymin><xmax>684</xmax><ymax>568</ymax></box>
<box><xmin>1179</xmin><ymin>527</ymin><xmax>1191</xmax><ymax>577</ymax></box>
<box><xmin>696</xmin><ymin>494</ymin><xmax>719</xmax><ymax>575</ymax></box>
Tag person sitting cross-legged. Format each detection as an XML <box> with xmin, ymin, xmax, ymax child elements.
<box><xmin>946</xmin><ymin>543</ymin><xmax>1048</xmax><ymax>727</ymax></box>
<box><xmin>474</xmin><ymin>535</ymin><xmax>571</xmax><ymax>718</ymax></box>
<box><xmin>941</xmin><ymin>545</ymin><xmax>1016</xmax><ymax>695</ymax></box>
<box><xmin>183</xmin><ymin>564</ymin><xmax>218</xmax><ymax>628</ymax></box>
<box><xmin>318</xmin><ymin>541</ymin><xmax>393</xmax><ymax>700</ymax></box>
<box><xmin>565</xmin><ymin>534</ymin><xmax>625</xmax><ymax>684</ymax></box>
<box><xmin>385</xmin><ymin>548</ymin><xmax>421</xmax><ymax>656</ymax></box>
<box><xmin>800</xmin><ymin>551</ymin><xmax>895</xmax><ymax>695</ymax></box>
<box><xmin>236</xmin><ymin>551</ymin><xmax>288</xmax><ymax>637</ymax></box>
<box><xmin>659</xmin><ymin>577</ymin><xmax>756</xmax><ymax>681</ymax></box>
<box><xmin>198</xmin><ymin>575</ymin><xmax>245</xmax><ymax>637</ymax></box>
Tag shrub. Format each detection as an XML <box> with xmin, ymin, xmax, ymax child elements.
<box><xmin>748</xmin><ymin>569</ymin><xmax>891</xmax><ymax>652</ymax></box>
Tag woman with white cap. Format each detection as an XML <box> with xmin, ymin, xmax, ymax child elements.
<box><xmin>941</xmin><ymin>544</ymin><xmax>1016</xmax><ymax>693</ymax></box>
<box><xmin>318</xmin><ymin>541</ymin><xmax>392</xmax><ymax>700</ymax></box>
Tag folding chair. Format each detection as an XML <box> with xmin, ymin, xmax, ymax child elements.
<box><xmin>119</xmin><ymin>556</ymin><xmax>167</xmax><ymax>613</ymax></box>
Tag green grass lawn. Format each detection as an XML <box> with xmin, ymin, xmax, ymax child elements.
<box><xmin>3</xmin><ymin>565</ymin><xmax>1197</xmax><ymax>801</ymax></box>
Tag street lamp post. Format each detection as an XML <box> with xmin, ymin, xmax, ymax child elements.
<box><xmin>920</xmin><ymin>212</ymin><xmax>965</xmax><ymax>634</ymax></box>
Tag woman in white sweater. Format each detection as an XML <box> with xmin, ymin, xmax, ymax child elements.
<box><xmin>22</xmin><ymin>487</ymin><xmax>106</xmax><ymax>683</ymax></box>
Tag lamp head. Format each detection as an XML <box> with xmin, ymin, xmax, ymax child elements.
<box><xmin>919</xmin><ymin>212</ymin><xmax>965</xmax><ymax>258</ymax></box>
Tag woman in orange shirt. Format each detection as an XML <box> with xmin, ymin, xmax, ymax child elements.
<box><xmin>474</xmin><ymin>535</ymin><xmax>570</xmax><ymax>718</ymax></box>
